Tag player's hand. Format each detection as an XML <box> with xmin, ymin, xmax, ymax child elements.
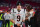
<box><xmin>17</xmin><ymin>24</ymin><xmax>20</xmax><ymax>27</ymax></box>
<box><xmin>10</xmin><ymin>19</ymin><xmax>15</xmax><ymax>23</ymax></box>
<box><xmin>13</xmin><ymin>20</ymin><xmax>15</xmax><ymax>23</ymax></box>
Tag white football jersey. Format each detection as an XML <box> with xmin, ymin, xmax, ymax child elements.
<box><xmin>25</xmin><ymin>11</ymin><xmax>34</xmax><ymax>21</ymax></box>
<box><xmin>11</xmin><ymin>8</ymin><xmax>25</xmax><ymax>24</ymax></box>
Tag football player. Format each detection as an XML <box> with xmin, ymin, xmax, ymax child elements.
<box><xmin>10</xmin><ymin>1</ymin><xmax>25</xmax><ymax>27</ymax></box>
<box><xmin>25</xmin><ymin>5</ymin><xmax>35</xmax><ymax>27</ymax></box>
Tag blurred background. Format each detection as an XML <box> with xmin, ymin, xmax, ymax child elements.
<box><xmin>0</xmin><ymin>0</ymin><xmax>40</xmax><ymax>11</ymax></box>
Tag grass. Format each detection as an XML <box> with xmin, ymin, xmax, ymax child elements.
<box><xmin>4</xmin><ymin>21</ymin><xmax>13</xmax><ymax>27</ymax></box>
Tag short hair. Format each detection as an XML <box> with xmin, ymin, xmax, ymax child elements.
<box><xmin>26</xmin><ymin>5</ymin><xmax>33</xmax><ymax>11</ymax></box>
<box><xmin>16</xmin><ymin>1</ymin><xmax>22</xmax><ymax>6</ymax></box>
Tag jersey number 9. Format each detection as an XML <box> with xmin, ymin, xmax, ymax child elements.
<box><xmin>17</xmin><ymin>15</ymin><xmax>20</xmax><ymax>21</ymax></box>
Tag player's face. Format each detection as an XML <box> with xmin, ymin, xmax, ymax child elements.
<box><xmin>17</xmin><ymin>5</ymin><xmax>21</xmax><ymax>10</ymax></box>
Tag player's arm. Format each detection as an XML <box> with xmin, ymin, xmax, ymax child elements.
<box><xmin>10</xmin><ymin>8</ymin><xmax>15</xmax><ymax>23</ymax></box>
<box><xmin>22</xmin><ymin>13</ymin><xmax>25</xmax><ymax>22</ymax></box>
<box><xmin>22</xmin><ymin>9</ymin><xmax>27</xmax><ymax>22</ymax></box>
<box><xmin>10</xmin><ymin>14</ymin><xmax>15</xmax><ymax>23</ymax></box>
<box><xmin>24</xmin><ymin>9</ymin><xmax>28</xmax><ymax>20</ymax></box>
<box><xmin>10</xmin><ymin>19</ymin><xmax>15</xmax><ymax>23</ymax></box>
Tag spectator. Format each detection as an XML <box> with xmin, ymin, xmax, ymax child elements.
<box><xmin>4</xmin><ymin>11</ymin><xmax>11</xmax><ymax>27</ymax></box>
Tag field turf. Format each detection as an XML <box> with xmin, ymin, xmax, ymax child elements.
<box><xmin>5</xmin><ymin>21</ymin><xmax>13</xmax><ymax>27</ymax></box>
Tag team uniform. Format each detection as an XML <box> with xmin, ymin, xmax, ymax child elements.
<box><xmin>25</xmin><ymin>10</ymin><xmax>34</xmax><ymax>27</ymax></box>
<box><xmin>11</xmin><ymin>8</ymin><xmax>25</xmax><ymax>27</ymax></box>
